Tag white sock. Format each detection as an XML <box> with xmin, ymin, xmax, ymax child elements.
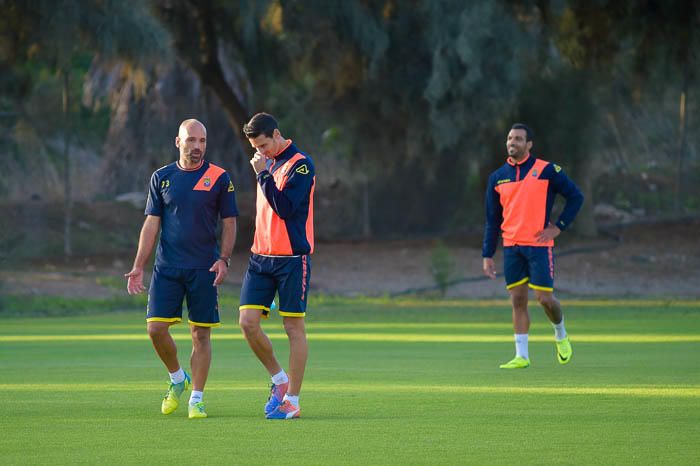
<box><xmin>169</xmin><ymin>368</ymin><xmax>185</xmax><ymax>384</ymax></box>
<box><xmin>189</xmin><ymin>390</ymin><xmax>203</xmax><ymax>406</ymax></box>
<box><xmin>271</xmin><ymin>370</ymin><xmax>289</xmax><ymax>385</ymax></box>
<box><xmin>514</xmin><ymin>334</ymin><xmax>529</xmax><ymax>360</ymax></box>
<box><xmin>553</xmin><ymin>318</ymin><xmax>567</xmax><ymax>341</ymax></box>
<box><xmin>283</xmin><ymin>394</ymin><xmax>299</xmax><ymax>407</ymax></box>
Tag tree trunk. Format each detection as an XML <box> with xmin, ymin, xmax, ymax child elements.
<box><xmin>675</xmin><ymin>63</ymin><xmax>689</xmax><ymax>213</ymax></box>
<box><xmin>361</xmin><ymin>174</ymin><xmax>371</xmax><ymax>239</ymax></box>
<box><xmin>573</xmin><ymin>155</ymin><xmax>597</xmax><ymax>238</ymax></box>
<box><xmin>62</xmin><ymin>68</ymin><xmax>73</xmax><ymax>258</ymax></box>
<box><xmin>154</xmin><ymin>0</ymin><xmax>250</xmax><ymax>137</ymax></box>
<box><xmin>361</xmin><ymin>149</ymin><xmax>372</xmax><ymax>239</ymax></box>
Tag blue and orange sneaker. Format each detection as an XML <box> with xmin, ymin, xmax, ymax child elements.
<box><xmin>266</xmin><ymin>400</ymin><xmax>300</xmax><ymax>420</ymax></box>
<box><xmin>264</xmin><ymin>382</ymin><xmax>288</xmax><ymax>416</ymax></box>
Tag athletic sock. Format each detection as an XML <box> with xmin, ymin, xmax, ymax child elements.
<box><xmin>189</xmin><ymin>390</ymin><xmax>203</xmax><ymax>406</ymax></box>
<box><xmin>553</xmin><ymin>318</ymin><xmax>567</xmax><ymax>341</ymax></box>
<box><xmin>283</xmin><ymin>394</ymin><xmax>299</xmax><ymax>407</ymax></box>
<box><xmin>271</xmin><ymin>370</ymin><xmax>289</xmax><ymax>385</ymax></box>
<box><xmin>514</xmin><ymin>333</ymin><xmax>529</xmax><ymax>360</ymax></box>
<box><xmin>169</xmin><ymin>368</ymin><xmax>186</xmax><ymax>385</ymax></box>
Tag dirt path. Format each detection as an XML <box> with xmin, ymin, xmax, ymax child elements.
<box><xmin>2</xmin><ymin>221</ymin><xmax>699</xmax><ymax>299</ymax></box>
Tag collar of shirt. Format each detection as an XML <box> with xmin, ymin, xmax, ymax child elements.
<box><xmin>176</xmin><ymin>160</ymin><xmax>205</xmax><ymax>172</ymax></box>
<box><xmin>272</xmin><ymin>139</ymin><xmax>294</xmax><ymax>158</ymax></box>
<box><xmin>272</xmin><ymin>140</ymin><xmax>297</xmax><ymax>163</ymax></box>
<box><xmin>506</xmin><ymin>152</ymin><xmax>532</xmax><ymax>166</ymax></box>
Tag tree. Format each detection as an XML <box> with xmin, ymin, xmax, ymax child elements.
<box><xmin>622</xmin><ymin>0</ymin><xmax>699</xmax><ymax>213</ymax></box>
<box><xmin>0</xmin><ymin>0</ymin><xmax>168</xmax><ymax>257</ymax></box>
<box><xmin>152</xmin><ymin>0</ymin><xmax>254</xmax><ymax>136</ymax></box>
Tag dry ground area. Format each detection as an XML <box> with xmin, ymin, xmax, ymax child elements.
<box><xmin>2</xmin><ymin>220</ymin><xmax>699</xmax><ymax>300</ymax></box>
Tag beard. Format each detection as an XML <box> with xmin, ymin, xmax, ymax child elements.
<box><xmin>186</xmin><ymin>150</ymin><xmax>203</xmax><ymax>162</ymax></box>
<box><xmin>508</xmin><ymin>146</ymin><xmax>525</xmax><ymax>158</ymax></box>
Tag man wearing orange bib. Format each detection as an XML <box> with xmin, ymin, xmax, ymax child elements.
<box><xmin>482</xmin><ymin>124</ymin><xmax>583</xmax><ymax>369</ymax></box>
<box><xmin>239</xmin><ymin>113</ymin><xmax>315</xmax><ymax>419</ymax></box>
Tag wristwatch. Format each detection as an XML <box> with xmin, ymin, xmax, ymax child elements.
<box><xmin>219</xmin><ymin>256</ymin><xmax>230</xmax><ymax>268</ymax></box>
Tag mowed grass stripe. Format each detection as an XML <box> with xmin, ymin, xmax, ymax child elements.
<box><xmin>1</xmin><ymin>382</ymin><xmax>698</xmax><ymax>398</ymax></box>
<box><xmin>314</xmin><ymin>298</ymin><xmax>700</xmax><ymax>308</ymax></box>
<box><xmin>2</xmin><ymin>333</ymin><xmax>699</xmax><ymax>343</ymax></box>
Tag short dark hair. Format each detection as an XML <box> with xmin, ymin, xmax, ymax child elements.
<box><xmin>243</xmin><ymin>112</ymin><xmax>278</xmax><ymax>138</ymax></box>
<box><xmin>511</xmin><ymin>123</ymin><xmax>533</xmax><ymax>142</ymax></box>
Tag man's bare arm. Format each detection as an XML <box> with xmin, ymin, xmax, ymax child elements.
<box><xmin>210</xmin><ymin>217</ymin><xmax>237</xmax><ymax>286</ymax></box>
<box><xmin>125</xmin><ymin>215</ymin><xmax>161</xmax><ymax>294</ymax></box>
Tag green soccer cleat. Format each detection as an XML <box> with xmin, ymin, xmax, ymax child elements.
<box><xmin>161</xmin><ymin>373</ymin><xmax>191</xmax><ymax>415</ymax></box>
<box><xmin>556</xmin><ymin>336</ymin><xmax>573</xmax><ymax>364</ymax></box>
<box><xmin>188</xmin><ymin>401</ymin><xmax>207</xmax><ymax>419</ymax></box>
<box><xmin>499</xmin><ymin>356</ymin><xmax>531</xmax><ymax>369</ymax></box>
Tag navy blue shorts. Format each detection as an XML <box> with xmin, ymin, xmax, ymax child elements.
<box><xmin>239</xmin><ymin>254</ymin><xmax>311</xmax><ymax>318</ymax></box>
<box><xmin>503</xmin><ymin>245</ymin><xmax>554</xmax><ymax>291</ymax></box>
<box><xmin>147</xmin><ymin>265</ymin><xmax>220</xmax><ymax>327</ymax></box>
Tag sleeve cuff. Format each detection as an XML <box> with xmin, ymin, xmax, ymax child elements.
<box><xmin>257</xmin><ymin>170</ymin><xmax>271</xmax><ymax>183</ymax></box>
<box><xmin>555</xmin><ymin>219</ymin><xmax>567</xmax><ymax>231</ymax></box>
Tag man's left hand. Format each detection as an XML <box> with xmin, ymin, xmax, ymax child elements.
<box><xmin>210</xmin><ymin>260</ymin><xmax>228</xmax><ymax>286</ymax></box>
<box><xmin>535</xmin><ymin>224</ymin><xmax>561</xmax><ymax>242</ymax></box>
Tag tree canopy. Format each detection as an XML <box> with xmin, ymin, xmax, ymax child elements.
<box><xmin>1</xmin><ymin>0</ymin><xmax>698</xmax><ymax>240</ymax></box>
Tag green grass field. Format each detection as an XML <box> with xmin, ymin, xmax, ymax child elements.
<box><xmin>1</xmin><ymin>299</ymin><xmax>699</xmax><ymax>465</ymax></box>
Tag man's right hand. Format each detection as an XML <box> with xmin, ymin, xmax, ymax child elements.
<box><xmin>125</xmin><ymin>267</ymin><xmax>146</xmax><ymax>294</ymax></box>
<box><xmin>250</xmin><ymin>152</ymin><xmax>267</xmax><ymax>174</ymax></box>
<box><xmin>483</xmin><ymin>257</ymin><xmax>497</xmax><ymax>279</ymax></box>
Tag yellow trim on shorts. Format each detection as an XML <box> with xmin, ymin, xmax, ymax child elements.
<box><xmin>528</xmin><ymin>283</ymin><xmax>554</xmax><ymax>292</ymax></box>
<box><xmin>239</xmin><ymin>305</ymin><xmax>270</xmax><ymax>311</ymax></box>
<box><xmin>188</xmin><ymin>320</ymin><xmax>221</xmax><ymax>328</ymax></box>
<box><xmin>239</xmin><ymin>305</ymin><xmax>271</xmax><ymax>319</ymax></box>
<box><xmin>506</xmin><ymin>277</ymin><xmax>529</xmax><ymax>289</ymax></box>
<box><xmin>279</xmin><ymin>310</ymin><xmax>305</xmax><ymax>318</ymax></box>
<box><xmin>146</xmin><ymin>317</ymin><xmax>182</xmax><ymax>323</ymax></box>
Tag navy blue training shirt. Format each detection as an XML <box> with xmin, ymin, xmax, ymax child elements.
<box><xmin>145</xmin><ymin>160</ymin><xmax>238</xmax><ymax>268</ymax></box>
<box><xmin>482</xmin><ymin>155</ymin><xmax>583</xmax><ymax>258</ymax></box>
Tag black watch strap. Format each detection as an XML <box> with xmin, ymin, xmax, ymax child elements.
<box><xmin>219</xmin><ymin>256</ymin><xmax>230</xmax><ymax>268</ymax></box>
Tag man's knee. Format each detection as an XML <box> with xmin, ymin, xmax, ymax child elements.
<box><xmin>536</xmin><ymin>292</ymin><xmax>556</xmax><ymax>308</ymax></box>
<box><xmin>283</xmin><ymin>318</ymin><xmax>306</xmax><ymax>338</ymax></box>
<box><xmin>509</xmin><ymin>287</ymin><xmax>529</xmax><ymax>310</ymax></box>
<box><xmin>239</xmin><ymin>311</ymin><xmax>261</xmax><ymax>335</ymax></box>
<box><xmin>190</xmin><ymin>326</ymin><xmax>211</xmax><ymax>346</ymax></box>
<box><xmin>513</xmin><ymin>296</ymin><xmax>529</xmax><ymax>309</ymax></box>
<box><xmin>147</xmin><ymin>322</ymin><xmax>170</xmax><ymax>339</ymax></box>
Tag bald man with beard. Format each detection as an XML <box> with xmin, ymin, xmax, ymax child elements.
<box><xmin>125</xmin><ymin>119</ymin><xmax>238</xmax><ymax>419</ymax></box>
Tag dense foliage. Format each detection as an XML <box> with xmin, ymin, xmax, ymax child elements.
<box><xmin>1</xmin><ymin>0</ymin><xmax>698</xmax><ymax>239</ymax></box>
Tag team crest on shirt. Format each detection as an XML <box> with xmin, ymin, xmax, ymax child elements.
<box><xmin>203</xmin><ymin>177</ymin><xmax>211</xmax><ymax>187</ymax></box>
<box><xmin>554</xmin><ymin>164</ymin><xmax>562</xmax><ymax>173</ymax></box>
<box><xmin>532</xmin><ymin>169</ymin><xmax>538</xmax><ymax>177</ymax></box>
<box><xmin>295</xmin><ymin>164</ymin><xmax>309</xmax><ymax>175</ymax></box>
<box><xmin>228</xmin><ymin>181</ymin><xmax>235</xmax><ymax>192</ymax></box>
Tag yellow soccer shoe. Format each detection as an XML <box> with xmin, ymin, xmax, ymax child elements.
<box><xmin>556</xmin><ymin>337</ymin><xmax>573</xmax><ymax>365</ymax></box>
<box><xmin>499</xmin><ymin>356</ymin><xmax>531</xmax><ymax>369</ymax></box>
<box><xmin>188</xmin><ymin>401</ymin><xmax>208</xmax><ymax>419</ymax></box>
<box><xmin>161</xmin><ymin>373</ymin><xmax>191</xmax><ymax>415</ymax></box>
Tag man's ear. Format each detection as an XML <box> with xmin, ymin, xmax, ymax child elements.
<box><xmin>175</xmin><ymin>136</ymin><xmax>181</xmax><ymax>149</ymax></box>
<box><xmin>273</xmin><ymin>128</ymin><xmax>281</xmax><ymax>139</ymax></box>
<box><xmin>526</xmin><ymin>141</ymin><xmax>533</xmax><ymax>152</ymax></box>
